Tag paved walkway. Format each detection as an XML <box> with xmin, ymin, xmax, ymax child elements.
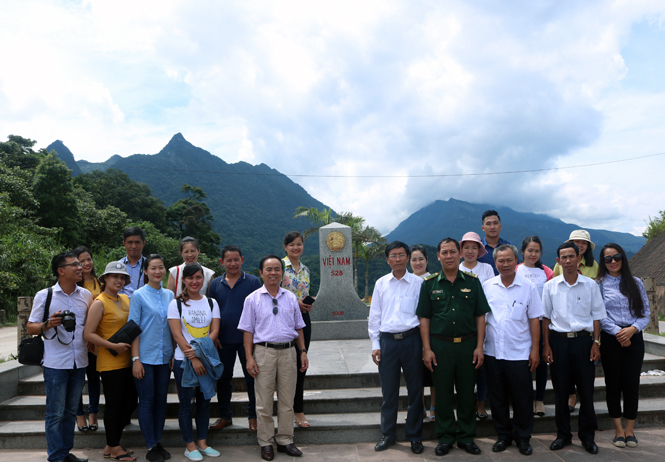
<box><xmin>1</xmin><ymin>428</ymin><xmax>665</xmax><ymax>461</ymax></box>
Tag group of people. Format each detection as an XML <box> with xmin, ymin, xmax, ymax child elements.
<box><xmin>28</xmin><ymin>227</ymin><xmax>313</xmax><ymax>462</ymax></box>
<box><xmin>369</xmin><ymin>210</ymin><xmax>651</xmax><ymax>457</ymax></box>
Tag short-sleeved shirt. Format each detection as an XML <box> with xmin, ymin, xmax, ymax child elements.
<box><xmin>542</xmin><ymin>274</ymin><xmax>606</xmax><ymax>332</ymax></box>
<box><xmin>238</xmin><ymin>286</ymin><xmax>306</xmax><ymax>344</ymax></box>
<box><xmin>28</xmin><ymin>283</ymin><xmax>92</xmax><ymax>369</ymax></box>
<box><xmin>169</xmin><ymin>263</ymin><xmax>215</xmax><ymax>297</ymax></box>
<box><xmin>281</xmin><ymin>257</ymin><xmax>310</xmax><ymax>300</ymax></box>
<box><xmin>460</xmin><ymin>261</ymin><xmax>495</xmax><ymax>284</ymax></box>
<box><xmin>118</xmin><ymin>255</ymin><xmax>145</xmax><ymax>298</ymax></box>
<box><xmin>167</xmin><ymin>297</ymin><xmax>220</xmax><ymax>361</ymax></box>
<box><xmin>416</xmin><ymin>270</ymin><xmax>491</xmax><ymax>337</ymax></box>
<box><xmin>208</xmin><ymin>271</ymin><xmax>262</xmax><ymax>345</ymax></box>
<box><xmin>129</xmin><ymin>284</ymin><xmax>174</xmax><ymax>365</ymax></box>
<box><xmin>482</xmin><ymin>273</ymin><xmax>544</xmax><ymax>360</ymax></box>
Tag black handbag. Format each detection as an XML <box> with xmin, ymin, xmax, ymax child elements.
<box><xmin>106</xmin><ymin>320</ymin><xmax>142</xmax><ymax>356</ymax></box>
<box><xmin>18</xmin><ymin>288</ymin><xmax>53</xmax><ymax>366</ymax></box>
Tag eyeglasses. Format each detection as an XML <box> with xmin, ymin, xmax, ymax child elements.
<box><xmin>603</xmin><ymin>253</ymin><xmax>623</xmax><ymax>263</ymax></box>
<box><xmin>388</xmin><ymin>253</ymin><xmax>407</xmax><ymax>260</ymax></box>
<box><xmin>59</xmin><ymin>262</ymin><xmax>82</xmax><ymax>268</ymax></box>
<box><xmin>272</xmin><ymin>298</ymin><xmax>278</xmax><ymax>315</ymax></box>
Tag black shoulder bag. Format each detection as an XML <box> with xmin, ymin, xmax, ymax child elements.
<box><xmin>18</xmin><ymin>288</ymin><xmax>53</xmax><ymax>366</ymax></box>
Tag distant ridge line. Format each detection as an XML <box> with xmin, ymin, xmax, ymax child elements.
<box><xmin>77</xmin><ymin>150</ymin><xmax>665</xmax><ymax>178</ymax></box>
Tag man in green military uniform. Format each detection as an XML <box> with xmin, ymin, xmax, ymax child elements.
<box><xmin>417</xmin><ymin>237</ymin><xmax>491</xmax><ymax>456</ymax></box>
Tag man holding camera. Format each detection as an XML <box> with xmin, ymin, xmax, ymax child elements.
<box><xmin>27</xmin><ymin>251</ymin><xmax>93</xmax><ymax>462</ymax></box>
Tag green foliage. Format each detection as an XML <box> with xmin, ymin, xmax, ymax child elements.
<box><xmin>0</xmin><ymin>135</ymin><xmax>45</xmax><ymax>170</ymax></box>
<box><xmin>73</xmin><ymin>169</ymin><xmax>169</xmax><ymax>232</ymax></box>
<box><xmin>0</xmin><ymin>194</ymin><xmax>63</xmax><ymax>317</ymax></box>
<box><xmin>167</xmin><ymin>184</ymin><xmax>221</xmax><ymax>256</ymax></box>
<box><xmin>32</xmin><ymin>154</ymin><xmax>81</xmax><ymax>247</ymax></box>
<box><xmin>76</xmin><ymin>191</ymin><xmax>130</xmax><ymax>250</ymax></box>
<box><xmin>643</xmin><ymin>211</ymin><xmax>665</xmax><ymax>241</ymax></box>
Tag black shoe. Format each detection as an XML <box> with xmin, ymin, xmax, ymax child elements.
<box><xmin>435</xmin><ymin>443</ymin><xmax>452</xmax><ymax>456</ymax></box>
<box><xmin>457</xmin><ymin>442</ymin><xmax>481</xmax><ymax>455</ymax></box>
<box><xmin>155</xmin><ymin>443</ymin><xmax>171</xmax><ymax>460</ymax></box>
<box><xmin>146</xmin><ymin>447</ymin><xmax>164</xmax><ymax>462</ymax></box>
<box><xmin>411</xmin><ymin>441</ymin><xmax>424</xmax><ymax>454</ymax></box>
<box><xmin>549</xmin><ymin>438</ymin><xmax>572</xmax><ymax>451</ymax></box>
<box><xmin>374</xmin><ymin>436</ymin><xmax>396</xmax><ymax>452</ymax></box>
<box><xmin>492</xmin><ymin>440</ymin><xmax>511</xmax><ymax>452</ymax></box>
<box><xmin>518</xmin><ymin>442</ymin><xmax>533</xmax><ymax>455</ymax></box>
<box><xmin>65</xmin><ymin>455</ymin><xmax>89</xmax><ymax>462</ymax></box>
<box><xmin>584</xmin><ymin>441</ymin><xmax>599</xmax><ymax>454</ymax></box>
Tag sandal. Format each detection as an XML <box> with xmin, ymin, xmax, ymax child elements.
<box><xmin>88</xmin><ymin>414</ymin><xmax>98</xmax><ymax>431</ymax></box>
<box><xmin>476</xmin><ymin>411</ymin><xmax>488</xmax><ymax>420</ymax></box>
<box><xmin>429</xmin><ymin>406</ymin><xmax>435</xmax><ymax>422</ymax></box>
<box><xmin>112</xmin><ymin>454</ymin><xmax>135</xmax><ymax>461</ymax></box>
<box><xmin>295</xmin><ymin>418</ymin><xmax>310</xmax><ymax>428</ymax></box>
<box><xmin>104</xmin><ymin>448</ymin><xmax>134</xmax><ymax>458</ymax></box>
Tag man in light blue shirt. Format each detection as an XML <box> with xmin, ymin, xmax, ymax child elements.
<box><xmin>119</xmin><ymin>226</ymin><xmax>146</xmax><ymax>298</ymax></box>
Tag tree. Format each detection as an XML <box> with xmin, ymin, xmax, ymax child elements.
<box><xmin>293</xmin><ymin>207</ymin><xmax>337</xmax><ymax>240</ymax></box>
<box><xmin>76</xmin><ymin>190</ymin><xmax>130</xmax><ymax>250</ymax></box>
<box><xmin>167</xmin><ymin>184</ymin><xmax>221</xmax><ymax>256</ymax></box>
<box><xmin>0</xmin><ymin>135</ymin><xmax>45</xmax><ymax>170</ymax></box>
<box><xmin>359</xmin><ymin>237</ymin><xmax>388</xmax><ymax>301</ymax></box>
<box><xmin>31</xmin><ymin>154</ymin><xmax>82</xmax><ymax>247</ymax></box>
<box><xmin>643</xmin><ymin>211</ymin><xmax>665</xmax><ymax>241</ymax></box>
<box><xmin>73</xmin><ymin>168</ymin><xmax>169</xmax><ymax>232</ymax></box>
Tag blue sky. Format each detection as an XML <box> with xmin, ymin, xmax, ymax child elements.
<box><xmin>2</xmin><ymin>0</ymin><xmax>665</xmax><ymax>236</ymax></box>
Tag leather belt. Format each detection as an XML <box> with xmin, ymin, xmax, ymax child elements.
<box><xmin>550</xmin><ymin>330</ymin><xmax>591</xmax><ymax>338</ymax></box>
<box><xmin>381</xmin><ymin>327</ymin><xmax>420</xmax><ymax>340</ymax></box>
<box><xmin>257</xmin><ymin>341</ymin><xmax>296</xmax><ymax>349</ymax></box>
<box><xmin>431</xmin><ymin>332</ymin><xmax>477</xmax><ymax>343</ymax></box>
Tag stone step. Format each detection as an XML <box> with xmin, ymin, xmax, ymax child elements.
<box><xmin>16</xmin><ymin>352</ymin><xmax>665</xmax><ymax>397</ymax></box>
<box><xmin>4</xmin><ymin>375</ymin><xmax>665</xmax><ymax>421</ymax></box>
<box><xmin>2</xmin><ymin>396</ymin><xmax>665</xmax><ymax>449</ymax></box>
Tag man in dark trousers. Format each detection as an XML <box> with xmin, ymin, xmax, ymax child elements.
<box><xmin>482</xmin><ymin>244</ymin><xmax>543</xmax><ymax>456</ymax></box>
<box><xmin>418</xmin><ymin>238</ymin><xmax>491</xmax><ymax>456</ymax></box>
<box><xmin>368</xmin><ymin>241</ymin><xmax>425</xmax><ymax>454</ymax></box>
<box><xmin>542</xmin><ymin>242</ymin><xmax>606</xmax><ymax>454</ymax></box>
<box><xmin>209</xmin><ymin>245</ymin><xmax>262</xmax><ymax>432</ymax></box>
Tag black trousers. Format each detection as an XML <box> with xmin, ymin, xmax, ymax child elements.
<box><xmin>600</xmin><ymin>330</ymin><xmax>644</xmax><ymax>420</ymax></box>
<box><xmin>549</xmin><ymin>335</ymin><xmax>598</xmax><ymax>443</ymax></box>
<box><xmin>100</xmin><ymin>367</ymin><xmax>137</xmax><ymax>447</ymax></box>
<box><xmin>378</xmin><ymin>332</ymin><xmax>424</xmax><ymax>441</ymax></box>
<box><xmin>293</xmin><ymin>311</ymin><xmax>311</xmax><ymax>414</ymax></box>
<box><xmin>484</xmin><ymin>355</ymin><xmax>534</xmax><ymax>443</ymax></box>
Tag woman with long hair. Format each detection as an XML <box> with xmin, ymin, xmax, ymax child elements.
<box><xmin>516</xmin><ymin>236</ymin><xmax>554</xmax><ymax>417</ymax></box>
<box><xmin>168</xmin><ymin>263</ymin><xmax>221</xmax><ymax>461</ymax></box>
<box><xmin>83</xmin><ymin>262</ymin><xmax>138</xmax><ymax>461</ymax></box>
<box><xmin>72</xmin><ymin>246</ymin><xmax>101</xmax><ymax>433</ymax></box>
<box><xmin>281</xmin><ymin>231</ymin><xmax>313</xmax><ymax>428</ymax></box>
<box><xmin>410</xmin><ymin>244</ymin><xmax>435</xmax><ymax>422</ymax></box>
<box><xmin>597</xmin><ymin>243</ymin><xmax>650</xmax><ymax>448</ymax></box>
<box><xmin>129</xmin><ymin>254</ymin><xmax>174</xmax><ymax>462</ymax></box>
<box><xmin>167</xmin><ymin>237</ymin><xmax>216</xmax><ymax>296</ymax></box>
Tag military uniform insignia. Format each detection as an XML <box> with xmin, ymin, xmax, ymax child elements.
<box><xmin>460</xmin><ymin>288</ymin><xmax>472</xmax><ymax>292</ymax></box>
<box><xmin>432</xmin><ymin>289</ymin><xmax>444</xmax><ymax>294</ymax></box>
<box><xmin>424</xmin><ymin>272</ymin><xmax>439</xmax><ymax>281</ymax></box>
<box><xmin>461</xmin><ymin>271</ymin><xmax>478</xmax><ymax>278</ymax></box>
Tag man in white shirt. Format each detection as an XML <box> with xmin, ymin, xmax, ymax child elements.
<box><xmin>369</xmin><ymin>241</ymin><xmax>424</xmax><ymax>454</ymax></box>
<box><xmin>542</xmin><ymin>242</ymin><xmax>606</xmax><ymax>455</ymax></box>
<box><xmin>482</xmin><ymin>245</ymin><xmax>543</xmax><ymax>456</ymax></box>
<box><xmin>27</xmin><ymin>251</ymin><xmax>93</xmax><ymax>462</ymax></box>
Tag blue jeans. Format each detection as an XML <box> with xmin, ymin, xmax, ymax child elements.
<box><xmin>173</xmin><ymin>360</ymin><xmax>210</xmax><ymax>444</ymax></box>
<box><xmin>217</xmin><ymin>344</ymin><xmax>256</xmax><ymax>420</ymax></box>
<box><xmin>44</xmin><ymin>366</ymin><xmax>86</xmax><ymax>462</ymax></box>
<box><xmin>77</xmin><ymin>352</ymin><xmax>100</xmax><ymax>416</ymax></box>
<box><xmin>134</xmin><ymin>363</ymin><xmax>171</xmax><ymax>448</ymax></box>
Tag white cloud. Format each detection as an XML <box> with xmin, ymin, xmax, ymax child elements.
<box><xmin>1</xmin><ymin>0</ymin><xmax>665</xmax><ymax>236</ymax></box>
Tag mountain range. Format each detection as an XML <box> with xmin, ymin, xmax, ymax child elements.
<box><xmin>48</xmin><ymin>134</ymin><xmax>645</xmax><ymax>288</ymax></box>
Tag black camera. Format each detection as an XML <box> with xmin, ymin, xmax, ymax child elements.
<box><xmin>56</xmin><ymin>310</ymin><xmax>76</xmax><ymax>333</ymax></box>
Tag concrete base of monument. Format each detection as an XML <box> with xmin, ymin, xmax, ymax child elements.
<box><xmin>311</xmin><ymin>319</ymin><xmax>369</xmax><ymax>341</ymax></box>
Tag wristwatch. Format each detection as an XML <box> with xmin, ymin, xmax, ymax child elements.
<box><xmin>132</xmin><ymin>356</ymin><xmax>140</xmax><ymax>362</ymax></box>
<box><xmin>594</xmin><ymin>339</ymin><xmax>601</xmax><ymax>346</ymax></box>
<box><xmin>300</xmin><ymin>349</ymin><xmax>307</xmax><ymax>354</ymax></box>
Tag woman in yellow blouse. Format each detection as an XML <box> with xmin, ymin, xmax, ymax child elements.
<box><xmin>73</xmin><ymin>246</ymin><xmax>102</xmax><ymax>433</ymax></box>
<box><xmin>281</xmin><ymin>231</ymin><xmax>313</xmax><ymax>428</ymax></box>
<box><xmin>84</xmin><ymin>262</ymin><xmax>138</xmax><ymax>462</ymax></box>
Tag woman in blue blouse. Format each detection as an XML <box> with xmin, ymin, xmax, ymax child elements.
<box><xmin>129</xmin><ymin>254</ymin><xmax>175</xmax><ymax>462</ymax></box>
<box><xmin>597</xmin><ymin>243</ymin><xmax>650</xmax><ymax>449</ymax></box>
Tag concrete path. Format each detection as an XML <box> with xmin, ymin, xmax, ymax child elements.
<box><xmin>0</xmin><ymin>326</ymin><xmax>16</xmax><ymax>361</ymax></box>
<box><xmin>2</xmin><ymin>428</ymin><xmax>665</xmax><ymax>461</ymax></box>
